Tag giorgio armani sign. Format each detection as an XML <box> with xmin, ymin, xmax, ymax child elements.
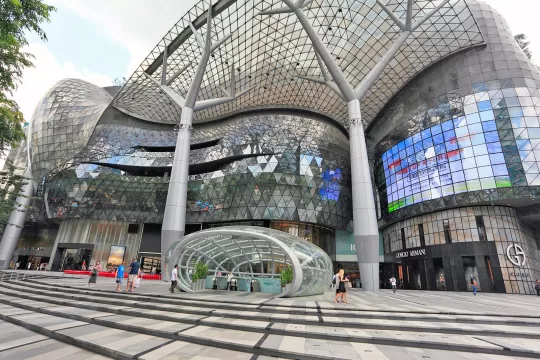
<box><xmin>396</xmin><ymin>248</ymin><xmax>427</xmax><ymax>259</ymax></box>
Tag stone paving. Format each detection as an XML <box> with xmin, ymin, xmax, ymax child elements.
<box><xmin>0</xmin><ymin>275</ymin><xmax>539</xmax><ymax>359</ymax></box>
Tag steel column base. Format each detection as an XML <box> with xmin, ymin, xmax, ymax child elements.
<box><xmin>359</xmin><ymin>262</ymin><xmax>379</xmax><ymax>292</ymax></box>
<box><xmin>161</xmin><ymin>229</ymin><xmax>184</xmax><ymax>281</ymax></box>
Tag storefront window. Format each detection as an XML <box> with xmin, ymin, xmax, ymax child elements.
<box><xmin>463</xmin><ymin>256</ymin><xmax>481</xmax><ymax>291</ymax></box>
<box><xmin>270</xmin><ymin>221</ymin><xmax>335</xmax><ymax>259</ymax></box>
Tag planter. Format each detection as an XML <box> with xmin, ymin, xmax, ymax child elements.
<box><xmin>192</xmin><ymin>278</ymin><xmax>206</xmax><ymax>291</ymax></box>
<box><xmin>282</xmin><ymin>283</ymin><xmax>293</xmax><ymax>295</ymax></box>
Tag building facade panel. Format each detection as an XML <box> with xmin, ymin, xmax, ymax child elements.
<box><xmin>41</xmin><ymin>112</ymin><xmax>352</xmax><ymax>230</ymax></box>
<box><xmin>370</xmin><ymin>1</ymin><xmax>540</xmax><ymax>294</ymax></box>
<box><xmin>382</xmin><ymin>206</ymin><xmax>540</xmax><ymax>294</ymax></box>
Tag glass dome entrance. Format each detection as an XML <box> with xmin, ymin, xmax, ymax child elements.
<box><xmin>166</xmin><ymin>226</ymin><xmax>333</xmax><ymax>297</ymax></box>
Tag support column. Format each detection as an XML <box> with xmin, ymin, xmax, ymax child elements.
<box><xmin>348</xmin><ymin>99</ymin><xmax>379</xmax><ymax>291</ymax></box>
<box><xmin>0</xmin><ymin>171</ymin><xmax>34</xmax><ymax>269</ymax></box>
<box><xmin>161</xmin><ymin>107</ymin><xmax>193</xmax><ymax>281</ymax></box>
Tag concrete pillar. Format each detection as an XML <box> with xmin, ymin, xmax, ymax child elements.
<box><xmin>161</xmin><ymin>107</ymin><xmax>193</xmax><ymax>281</ymax></box>
<box><xmin>348</xmin><ymin>99</ymin><xmax>379</xmax><ymax>291</ymax></box>
<box><xmin>0</xmin><ymin>174</ymin><xmax>34</xmax><ymax>269</ymax></box>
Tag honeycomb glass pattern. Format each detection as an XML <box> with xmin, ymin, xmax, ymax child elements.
<box><xmin>41</xmin><ymin>113</ymin><xmax>352</xmax><ymax>230</ymax></box>
<box><xmin>30</xmin><ymin>79</ymin><xmax>113</xmax><ymax>180</ymax></box>
<box><xmin>112</xmin><ymin>0</ymin><xmax>482</xmax><ymax>127</ymax></box>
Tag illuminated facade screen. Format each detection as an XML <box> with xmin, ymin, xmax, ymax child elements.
<box><xmin>382</xmin><ymin>110</ymin><xmax>511</xmax><ymax>213</ymax></box>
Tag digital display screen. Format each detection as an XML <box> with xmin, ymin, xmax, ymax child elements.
<box><xmin>382</xmin><ymin>106</ymin><xmax>511</xmax><ymax>213</ymax></box>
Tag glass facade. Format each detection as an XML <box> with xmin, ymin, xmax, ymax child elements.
<box><xmin>382</xmin><ymin>206</ymin><xmax>540</xmax><ymax>294</ymax></box>
<box><xmin>40</xmin><ymin>112</ymin><xmax>352</xmax><ymax>230</ymax></box>
<box><xmin>5</xmin><ymin>0</ymin><xmax>540</xmax><ymax>294</ymax></box>
<box><xmin>371</xmin><ymin>0</ymin><xmax>540</xmax><ymax>295</ymax></box>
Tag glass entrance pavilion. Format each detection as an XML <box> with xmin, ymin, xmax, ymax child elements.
<box><xmin>166</xmin><ymin>226</ymin><xmax>333</xmax><ymax>297</ymax></box>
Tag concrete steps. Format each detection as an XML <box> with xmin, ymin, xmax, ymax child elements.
<box><xmin>0</xmin><ymin>280</ymin><xmax>540</xmax><ymax>359</ymax></box>
<box><xmin>4</xmin><ymin>280</ymin><xmax>540</xmax><ymax>334</ymax></box>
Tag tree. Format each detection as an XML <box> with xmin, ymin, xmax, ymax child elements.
<box><xmin>0</xmin><ymin>0</ymin><xmax>55</xmax><ymax>232</ymax></box>
<box><xmin>113</xmin><ymin>77</ymin><xmax>126</xmax><ymax>86</ymax></box>
<box><xmin>0</xmin><ymin>163</ymin><xmax>27</xmax><ymax>232</ymax></box>
<box><xmin>514</xmin><ymin>33</ymin><xmax>533</xmax><ymax>60</ymax></box>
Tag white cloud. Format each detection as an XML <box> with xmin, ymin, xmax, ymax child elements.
<box><xmin>49</xmin><ymin>0</ymin><xmax>199</xmax><ymax>77</ymax></box>
<box><xmin>484</xmin><ymin>0</ymin><xmax>540</xmax><ymax>64</ymax></box>
<box><xmin>12</xmin><ymin>42</ymin><xmax>112</xmax><ymax>122</ymax></box>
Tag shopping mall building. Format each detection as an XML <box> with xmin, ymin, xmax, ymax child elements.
<box><xmin>1</xmin><ymin>0</ymin><xmax>539</xmax><ymax>294</ymax></box>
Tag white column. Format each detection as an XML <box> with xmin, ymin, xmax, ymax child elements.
<box><xmin>161</xmin><ymin>107</ymin><xmax>193</xmax><ymax>281</ymax></box>
<box><xmin>0</xmin><ymin>172</ymin><xmax>34</xmax><ymax>269</ymax></box>
<box><xmin>348</xmin><ymin>99</ymin><xmax>380</xmax><ymax>291</ymax></box>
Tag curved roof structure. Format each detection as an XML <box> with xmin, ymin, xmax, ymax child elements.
<box><xmin>166</xmin><ymin>226</ymin><xmax>333</xmax><ymax>297</ymax></box>
<box><xmin>112</xmin><ymin>0</ymin><xmax>483</xmax><ymax>127</ymax></box>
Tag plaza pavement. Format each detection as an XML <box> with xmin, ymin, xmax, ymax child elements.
<box><xmin>0</xmin><ymin>272</ymin><xmax>539</xmax><ymax>359</ymax></box>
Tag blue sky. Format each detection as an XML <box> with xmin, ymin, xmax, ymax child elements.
<box><xmin>11</xmin><ymin>0</ymin><xmax>540</xmax><ymax>124</ymax></box>
<box><xmin>26</xmin><ymin>7</ymin><xmax>130</xmax><ymax>80</ymax></box>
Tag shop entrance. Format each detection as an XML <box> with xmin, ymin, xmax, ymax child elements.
<box><xmin>50</xmin><ymin>243</ymin><xmax>94</xmax><ymax>271</ymax></box>
<box><xmin>400</xmin><ymin>258</ymin><xmax>427</xmax><ymax>290</ymax></box>
<box><xmin>140</xmin><ymin>256</ymin><xmax>161</xmax><ymax>275</ymax></box>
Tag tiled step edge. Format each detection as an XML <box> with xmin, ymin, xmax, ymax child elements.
<box><xmin>24</xmin><ymin>278</ymin><xmax>540</xmax><ymax>319</ymax></box>
<box><xmin>2</xmin><ymin>282</ymin><xmax>539</xmax><ymax>335</ymax></box>
<box><xmin>14</xmin><ymin>280</ymin><xmax>540</xmax><ymax>326</ymax></box>
<box><xmin>1</xmin><ymin>291</ymin><xmax>540</xmax><ymax>359</ymax></box>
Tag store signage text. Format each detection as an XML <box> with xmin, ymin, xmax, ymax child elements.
<box><xmin>396</xmin><ymin>248</ymin><xmax>426</xmax><ymax>259</ymax></box>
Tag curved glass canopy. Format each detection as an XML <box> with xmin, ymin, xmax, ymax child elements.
<box><xmin>166</xmin><ymin>226</ymin><xmax>333</xmax><ymax>297</ymax></box>
<box><xmin>113</xmin><ymin>0</ymin><xmax>483</xmax><ymax>127</ymax></box>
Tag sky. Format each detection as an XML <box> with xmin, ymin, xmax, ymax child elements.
<box><xmin>9</xmin><ymin>0</ymin><xmax>540</xmax><ymax>123</ymax></box>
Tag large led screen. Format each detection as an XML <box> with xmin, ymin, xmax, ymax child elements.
<box><xmin>382</xmin><ymin>107</ymin><xmax>511</xmax><ymax>213</ymax></box>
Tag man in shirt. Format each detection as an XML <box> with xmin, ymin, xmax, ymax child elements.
<box><xmin>115</xmin><ymin>262</ymin><xmax>125</xmax><ymax>291</ymax></box>
<box><xmin>390</xmin><ymin>276</ymin><xmax>397</xmax><ymax>293</ymax></box>
<box><xmin>126</xmin><ymin>259</ymin><xmax>140</xmax><ymax>292</ymax></box>
<box><xmin>170</xmin><ymin>264</ymin><xmax>179</xmax><ymax>293</ymax></box>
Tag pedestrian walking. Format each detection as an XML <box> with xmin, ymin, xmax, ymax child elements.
<box><xmin>115</xmin><ymin>262</ymin><xmax>125</xmax><ymax>291</ymax></box>
<box><xmin>87</xmin><ymin>265</ymin><xmax>98</xmax><ymax>287</ymax></box>
<box><xmin>472</xmin><ymin>279</ymin><xmax>478</xmax><ymax>296</ymax></box>
<box><xmin>535</xmin><ymin>279</ymin><xmax>540</xmax><ymax>296</ymax></box>
<box><xmin>334</xmin><ymin>269</ymin><xmax>349</xmax><ymax>303</ymax></box>
<box><xmin>170</xmin><ymin>264</ymin><xmax>179</xmax><ymax>293</ymax></box>
<box><xmin>226</xmin><ymin>271</ymin><xmax>233</xmax><ymax>290</ymax></box>
<box><xmin>126</xmin><ymin>258</ymin><xmax>140</xmax><ymax>292</ymax></box>
<box><xmin>134</xmin><ymin>269</ymin><xmax>143</xmax><ymax>290</ymax></box>
<box><xmin>390</xmin><ymin>275</ymin><xmax>397</xmax><ymax>293</ymax></box>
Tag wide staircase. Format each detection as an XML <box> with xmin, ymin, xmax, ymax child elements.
<box><xmin>0</xmin><ymin>278</ymin><xmax>539</xmax><ymax>359</ymax></box>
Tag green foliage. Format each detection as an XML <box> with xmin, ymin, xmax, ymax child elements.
<box><xmin>0</xmin><ymin>0</ymin><xmax>56</xmax><ymax>94</ymax></box>
<box><xmin>280</xmin><ymin>266</ymin><xmax>293</xmax><ymax>287</ymax></box>
<box><xmin>514</xmin><ymin>33</ymin><xmax>533</xmax><ymax>60</ymax></box>
<box><xmin>192</xmin><ymin>261</ymin><xmax>209</xmax><ymax>281</ymax></box>
<box><xmin>0</xmin><ymin>93</ymin><xmax>25</xmax><ymax>154</ymax></box>
<box><xmin>0</xmin><ymin>0</ymin><xmax>55</xmax><ymax>232</ymax></box>
<box><xmin>0</xmin><ymin>163</ymin><xmax>29</xmax><ymax>232</ymax></box>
